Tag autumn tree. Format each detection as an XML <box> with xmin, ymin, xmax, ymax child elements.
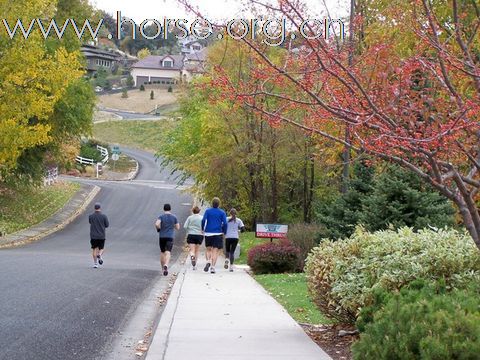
<box><xmin>0</xmin><ymin>0</ymin><xmax>95</xmax><ymax>184</ymax></box>
<box><xmin>158</xmin><ymin>40</ymin><xmax>339</xmax><ymax>226</ymax></box>
<box><xmin>137</xmin><ymin>48</ymin><xmax>152</xmax><ymax>59</ymax></box>
<box><xmin>179</xmin><ymin>0</ymin><xmax>480</xmax><ymax>249</ymax></box>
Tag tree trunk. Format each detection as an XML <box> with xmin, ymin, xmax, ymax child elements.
<box><xmin>341</xmin><ymin>0</ymin><xmax>356</xmax><ymax>193</ymax></box>
<box><xmin>270</xmin><ymin>129</ymin><xmax>279</xmax><ymax>222</ymax></box>
<box><xmin>454</xmin><ymin>196</ymin><xmax>480</xmax><ymax>250</ymax></box>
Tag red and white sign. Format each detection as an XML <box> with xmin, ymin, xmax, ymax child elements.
<box><xmin>256</xmin><ymin>224</ymin><xmax>288</xmax><ymax>239</ymax></box>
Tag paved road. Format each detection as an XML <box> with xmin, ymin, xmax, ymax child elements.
<box><xmin>97</xmin><ymin>106</ymin><xmax>178</xmax><ymax>120</ymax></box>
<box><xmin>0</xmin><ymin>148</ymin><xmax>193</xmax><ymax>360</ymax></box>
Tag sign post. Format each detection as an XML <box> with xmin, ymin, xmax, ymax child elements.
<box><xmin>255</xmin><ymin>224</ymin><xmax>289</xmax><ymax>242</ymax></box>
<box><xmin>112</xmin><ymin>145</ymin><xmax>120</xmax><ymax>171</ymax></box>
<box><xmin>96</xmin><ymin>162</ymin><xmax>102</xmax><ymax>178</ymax></box>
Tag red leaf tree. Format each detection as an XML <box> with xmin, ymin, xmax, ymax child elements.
<box><xmin>179</xmin><ymin>0</ymin><xmax>480</xmax><ymax>249</ymax></box>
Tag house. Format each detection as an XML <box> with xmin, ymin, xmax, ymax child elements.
<box><xmin>179</xmin><ymin>35</ymin><xmax>204</xmax><ymax>54</ymax></box>
<box><xmin>131</xmin><ymin>55</ymin><xmax>185</xmax><ymax>86</ymax></box>
<box><xmin>131</xmin><ymin>51</ymin><xmax>207</xmax><ymax>87</ymax></box>
<box><xmin>182</xmin><ymin>48</ymin><xmax>208</xmax><ymax>82</ymax></box>
<box><xmin>81</xmin><ymin>44</ymin><xmax>119</xmax><ymax>75</ymax></box>
<box><xmin>181</xmin><ymin>40</ymin><xmax>204</xmax><ymax>55</ymax></box>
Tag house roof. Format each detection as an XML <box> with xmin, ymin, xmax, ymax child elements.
<box><xmin>81</xmin><ymin>45</ymin><xmax>119</xmax><ymax>61</ymax></box>
<box><xmin>132</xmin><ymin>55</ymin><xmax>185</xmax><ymax>70</ymax></box>
<box><xmin>185</xmin><ymin>48</ymin><xmax>207</xmax><ymax>62</ymax></box>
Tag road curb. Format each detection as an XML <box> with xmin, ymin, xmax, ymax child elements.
<box><xmin>144</xmin><ymin>267</ymin><xmax>187</xmax><ymax>360</ymax></box>
<box><xmin>0</xmin><ymin>184</ymin><xmax>100</xmax><ymax>249</ymax></box>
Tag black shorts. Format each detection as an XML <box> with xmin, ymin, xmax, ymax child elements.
<box><xmin>159</xmin><ymin>237</ymin><xmax>173</xmax><ymax>253</ymax></box>
<box><xmin>187</xmin><ymin>234</ymin><xmax>204</xmax><ymax>245</ymax></box>
<box><xmin>90</xmin><ymin>239</ymin><xmax>105</xmax><ymax>249</ymax></box>
<box><xmin>205</xmin><ymin>235</ymin><xmax>223</xmax><ymax>249</ymax></box>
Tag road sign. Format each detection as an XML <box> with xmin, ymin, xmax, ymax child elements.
<box><xmin>256</xmin><ymin>224</ymin><xmax>288</xmax><ymax>240</ymax></box>
<box><xmin>112</xmin><ymin>145</ymin><xmax>120</xmax><ymax>154</ymax></box>
<box><xmin>112</xmin><ymin>153</ymin><xmax>119</xmax><ymax>161</ymax></box>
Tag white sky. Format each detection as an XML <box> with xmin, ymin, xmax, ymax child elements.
<box><xmin>90</xmin><ymin>0</ymin><xmax>350</xmax><ymax>22</ymax></box>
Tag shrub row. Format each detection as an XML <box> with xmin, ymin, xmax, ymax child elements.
<box><xmin>305</xmin><ymin>227</ymin><xmax>480</xmax><ymax>323</ymax></box>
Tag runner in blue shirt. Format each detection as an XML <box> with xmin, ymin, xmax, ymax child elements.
<box><xmin>201</xmin><ymin>197</ymin><xmax>227</xmax><ymax>274</ymax></box>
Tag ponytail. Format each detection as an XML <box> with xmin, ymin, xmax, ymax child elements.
<box><xmin>229</xmin><ymin>208</ymin><xmax>237</xmax><ymax>223</ymax></box>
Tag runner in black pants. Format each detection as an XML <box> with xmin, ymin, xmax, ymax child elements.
<box><xmin>224</xmin><ymin>208</ymin><xmax>245</xmax><ymax>272</ymax></box>
<box><xmin>183</xmin><ymin>206</ymin><xmax>203</xmax><ymax>270</ymax></box>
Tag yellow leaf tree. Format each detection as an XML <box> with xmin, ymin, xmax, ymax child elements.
<box><xmin>0</xmin><ymin>0</ymin><xmax>82</xmax><ymax>177</ymax></box>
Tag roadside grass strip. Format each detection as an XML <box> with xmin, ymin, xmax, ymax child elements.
<box><xmin>93</xmin><ymin>120</ymin><xmax>174</xmax><ymax>153</ymax></box>
<box><xmin>255</xmin><ymin>272</ymin><xmax>333</xmax><ymax>325</ymax></box>
<box><xmin>0</xmin><ymin>182</ymin><xmax>80</xmax><ymax>235</ymax></box>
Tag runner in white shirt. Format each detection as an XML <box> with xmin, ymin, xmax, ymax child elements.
<box><xmin>224</xmin><ymin>208</ymin><xmax>245</xmax><ymax>272</ymax></box>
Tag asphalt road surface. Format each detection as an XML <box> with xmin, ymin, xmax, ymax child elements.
<box><xmin>0</xmin><ymin>148</ymin><xmax>193</xmax><ymax>360</ymax></box>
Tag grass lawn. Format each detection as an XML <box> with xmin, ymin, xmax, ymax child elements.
<box><xmin>97</xmin><ymin>86</ymin><xmax>178</xmax><ymax>113</ymax></box>
<box><xmin>0</xmin><ymin>182</ymin><xmax>80</xmax><ymax>235</ymax></box>
<box><xmin>255</xmin><ymin>272</ymin><xmax>333</xmax><ymax>325</ymax></box>
<box><xmin>93</xmin><ymin>120</ymin><xmax>174</xmax><ymax>153</ymax></box>
<box><xmin>237</xmin><ymin>231</ymin><xmax>269</xmax><ymax>264</ymax></box>
<box><xmin>106</xmin><ymin>153</ymin><xmax>137</xmax><ymax>173</ymax></box>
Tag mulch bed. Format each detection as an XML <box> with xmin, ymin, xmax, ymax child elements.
<box><xmin>300</xmin><ymin>323</ymin><xmax>359</xmax><ymax>360</ymax></box>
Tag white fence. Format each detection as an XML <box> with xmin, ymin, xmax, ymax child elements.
<box><xmin>75</xmin><ymin>145</ymin><xmax>109</xmax><ymax>166</ymax></box>
<box><xmin>43</xmin><ymin>167</ymin><xmax>58</xmax><ymax>186</ymax></box>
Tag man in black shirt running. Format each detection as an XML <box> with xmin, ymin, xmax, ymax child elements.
<box><xmin>89</xmin><ymin>202</ymin><xmax>109</xmax><ymax>268</ymax></box>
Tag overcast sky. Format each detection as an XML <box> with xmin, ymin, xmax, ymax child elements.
<box><xmin>90</xmin><ymin>0</ymin><xmax>350</xmax><ymax>22</ymax></box>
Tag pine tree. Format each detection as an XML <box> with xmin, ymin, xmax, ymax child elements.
<box><xmin>316</xmin><ymin>162</ymin><xmax>456</xmax><ymax>240</ymax></box>
<box><xmin>361</xmin><ymin>165</ymin><xmax>455</xmax><ymax>232</ymax></box>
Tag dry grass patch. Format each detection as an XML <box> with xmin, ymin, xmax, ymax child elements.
<box><xmin>97</xmin><ymin>86</ymin><xmax>179</xmax><ymax>113</ymax></box>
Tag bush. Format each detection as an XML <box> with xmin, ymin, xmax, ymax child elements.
<box><xmin>121</xmin><ymin>89</ymin><xmax>128</xmax><ymax>98</ymax></box>
<box><xmin>79</xmin><ymin>143</ymin><xmax>102</xmax><ymax>162</ymax></box>
<box><xmin>168</xmin><ymin>85</ymin><xmax>173</xmax><ymax>92</ymax></box>
<box><xmin>139</xmin><ymin>84</ymin><xmax>145</xmax><ymax>91</ymax></box>
<box><xmin>305</xmin><ymin>227</ymin><xmax>480</xmax><ymax>323</ymax></box>
<box><xmin>126</xmin><ymin>75</ymin><xmax>134</xmax><ymax>88</ymax></box>
<box><xmin>352</xmin><ymin>282</ymin><xmax>480</xmax><ymax>359</ymax></box>
<box><xmin>150</xmin><ymin>90</ymin><xmax>154</xmax><ymax>100</ymax></box>
<box><xmin>286</xmin><ymin>223</ymin><xmax>323</xmax><ymax>266</ymax></box>
<box><xmin>247</xmin><ymin>239</ymin><xmax>301</xmax><ymax>274</ymax></box>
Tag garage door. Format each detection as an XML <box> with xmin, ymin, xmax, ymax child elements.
<box><xmin>136</xmin><ymin>76</ymin><xmax>149</xmax><ymax>86</ymax></box>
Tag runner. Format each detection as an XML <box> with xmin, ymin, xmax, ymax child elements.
<box><xmin>88</xmin><ymin>202</ymin><xmax>109</xmax><ymax>268</ymax></box>
<box><xmin>201</xmin><ymin>197</ymin><xmax>227</xmax><ymax>274</ymax></box>
<box><xmin>183</xmin><ymin>206</ymin><xmax>203</xmax><ymax>270</ymax></box>
<box><xmin>155</xmin><ymin>204</ymin><xmax>180</xmax><ymax>276</ymax></box>
<box><xmin>224</xmin><ymin>208</ymin><xmax>245</xmax><ymax>272</ymax></box>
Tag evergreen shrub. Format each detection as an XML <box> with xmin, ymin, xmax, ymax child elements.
<box><xmin>352</xmin><ymin>282</ymin><xmax>480</xmax><ymax>359</ymax></box>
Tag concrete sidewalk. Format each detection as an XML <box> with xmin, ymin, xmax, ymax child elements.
<box><xmin>146</xmin><ymin>263</ymin><xmax>332</xmax><ymax>360</ymax></box>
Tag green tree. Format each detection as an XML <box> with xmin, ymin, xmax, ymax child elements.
<box><xmin>362</xmin><ymin>165</ymin><xmax>456</xmax><ymax>232</ymax></box>
<box><xmin>316</xmin><ymin>163</ymin><xmax>456</xmax><ymax>239</ymax></box>
<box><xmin>316</xmin><ymin>161</ymin><xmax>375</xmax><ymax>239</ymax></box>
